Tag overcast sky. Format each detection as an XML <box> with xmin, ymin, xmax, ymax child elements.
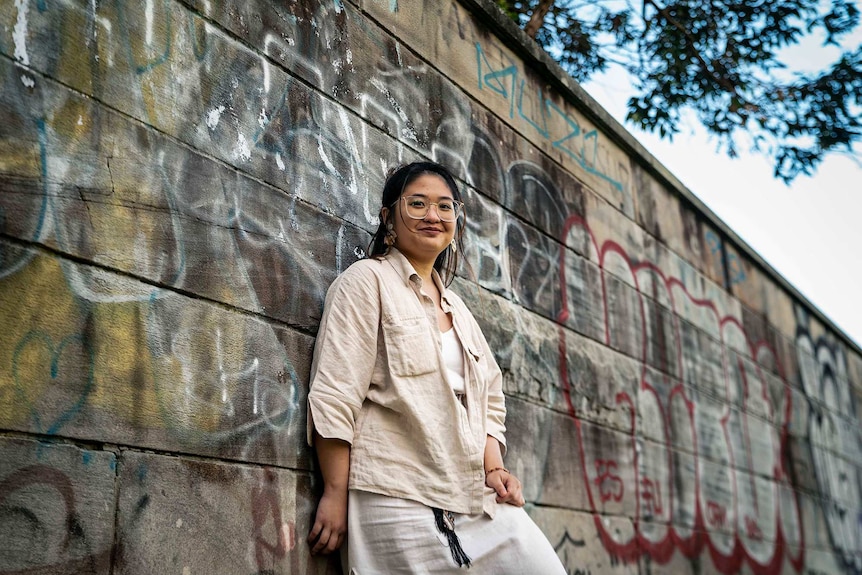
<box><xmin>580</xmin><ymin>15</ymin><xmax>862</xmax><ymax>349</ymax></box>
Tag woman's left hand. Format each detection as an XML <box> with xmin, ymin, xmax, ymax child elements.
<box><xmin>485</xmin><ymin>469</ymin><xmax>525</xmax><ymax>507</ymax></box>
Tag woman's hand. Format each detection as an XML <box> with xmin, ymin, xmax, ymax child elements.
<box><xmin>485</xmin><ymin>468</ymin><xmax>525</xmax><ymax>507</ymax></box>
<box><xmin>483</xmin><ymin>436</ymin><xmax>524</xmax><ymax>506</ymax></box>
<box><xmin>307</xmin><ymin>487</ymin><xmax>348</xmax><ymax>555</ymax></box>
<box><xmin>309</xmin><ymin>435</ymin><xmax>351</xmax><ymax>555</ymax></box>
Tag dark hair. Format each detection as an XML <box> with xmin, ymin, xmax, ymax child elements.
<box><xmin>368</xmin><ymin>161</ymin><xmax>466</xmax><ymax>286</ymax></box>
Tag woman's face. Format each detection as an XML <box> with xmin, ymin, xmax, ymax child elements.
<box><xmin>386</xmin><ymin>173</ymin><xmax>458</xmax><ymax>264</ymax></box>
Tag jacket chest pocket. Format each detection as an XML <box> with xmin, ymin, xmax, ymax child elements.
<box><xmin>382</xmin><ymin>316</ymin><xmax>438</xmax><ymax>377</ymax></box>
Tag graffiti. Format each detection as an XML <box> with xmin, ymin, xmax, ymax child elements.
<box><xmin>553</xmin><ymin>531</ymin><xmax>591</xmax><ymax>575</ymax></box>
<box><xmin>555</xmin><ymin>213</ymin><xmax>803</xmax><ymax>574</ymax></box>
<box><xmin>112</xmin><ymin>454</ymin><xmax>319</xmax><ymax>574</ymax></box>
<box><xmin>0</xmin><ymin>0</ymin><xmax>370</xmax><ymax>569</ymax></box>
<box><xmin>704</xmin><ymin>229</ymin><xmax>746</xmax><ymax>287</ymax></box>
<box><xmin>0</xmin><ymin>0</ymin><xmax>368</xmax><ymax>453</ymax></box>
<box><xmin>11</xmin><ymin>331</ymin><xmax>94</xmax><ymax>436</ymax></box>
<box><xmin>726</xmin><ymin>252</ymin><xmax>747</xmax><ymax>286</ymax></box>
<box><xmin>251</xmin><ymin>469</ymin><xmax>296</xmax><ymax>573</ymax></box>
<box><xmin>0</xmin><ymin>463</ymin><xmax>112</xmax><ymax>572</ymax></box>
<box><xmin>475</xmin><ymin>42</ymin><xmax>624</xmax><ymax>194</ymax></box>
<box><xmin>146</xmin><ymin>303</ymin><xmax>304</xmax><ymax>450</ymax></box>
<box><xmin>640</xmin><ymin>476</ymin><xmax>664</xmax><ymax>517</ymax></box>
<box><xmin>460</xmin><ymin>157</ymin><xmax>816</xmax><ymax>573</ymax></box>
<box><xmin>1</xmin><ymin>0</ymin><xmax>860</xmax><ymax>573</ymax></box>
<box><xmin>797</xmin><ymin>313</ymin><xmax>862</xmax><ymax>575</ymax></box>
<box><xmin>593</xmin><ymin>460</ymin><xmax>624</xmax><ymax>503</ymax></box>
<box><xmin>707</xmin><ymin>500</ymin><xmax>728</xmax><ymax>529</ymax></box>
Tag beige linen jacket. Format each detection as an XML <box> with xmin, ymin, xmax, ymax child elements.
<box><xmin>307</xmin><ymin>248</ymin><xmax>507</xmax><ymax>517</ymax></box>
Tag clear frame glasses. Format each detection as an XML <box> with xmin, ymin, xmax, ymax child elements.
<box><xmin>397</xmin><ymin>195</ymin><xmax>464</xmax><ymax>222</ymax></box>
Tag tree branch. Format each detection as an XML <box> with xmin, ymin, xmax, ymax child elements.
<box><xmin>525</xmin><ymin>0</ymin><xmax>556</xmax><ymax>38</ymax></box>
<box><xmin>643</xmin><ymin>0</ymin><xmax>750</xmax><ymax>102</ymax></box>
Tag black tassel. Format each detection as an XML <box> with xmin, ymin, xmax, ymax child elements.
<box><xmin>433</xmin><ymin>507</ymin><xmax>472</xmax><ymax>568</ymax></box>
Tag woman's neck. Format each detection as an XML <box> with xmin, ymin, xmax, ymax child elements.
<box><xmin>401</xmin><ymin>252</ymin><xmax>436</xmax><ymax>287</ymax></box>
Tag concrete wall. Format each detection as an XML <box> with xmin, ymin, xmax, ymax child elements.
<box><xmin>1</xmin><ymin>0</ymin><xmax>860</xmax><ymax>573</ymax></box>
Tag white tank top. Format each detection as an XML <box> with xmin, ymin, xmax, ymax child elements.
<box><xmin>440</xmin><ymin>328</ymin><xmax>465</xmax><ymax>394</ymax></box>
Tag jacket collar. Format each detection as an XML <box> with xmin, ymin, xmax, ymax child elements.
<box><xmin>384</xmin><ymin>248</ymin><xmax>450</xmax><ymax>307</ymax></box>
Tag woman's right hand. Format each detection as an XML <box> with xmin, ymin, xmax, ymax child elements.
<box><xmin>308</xmin><ymin>487</ymin><xmax>348</xmax><ymax>554</ymax></box>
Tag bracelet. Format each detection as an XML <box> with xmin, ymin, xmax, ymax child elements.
<box><xmin>485</xmin><ymin>467</ymin><xmax>509</xmax><ymax>477</ymax></box>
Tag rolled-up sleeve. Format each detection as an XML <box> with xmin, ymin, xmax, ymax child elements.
<box><xmin>306</xmin><ymin>264</ymin><xmax>380</xmax><ymax>446</ymax></box>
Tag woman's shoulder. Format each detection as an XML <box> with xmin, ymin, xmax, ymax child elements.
<box><xmin>342</xmin><ymin>256</ymin><xmax>384</xmax><ymax>276</ymax></box>
<box><xmin>328</xmin><ymin>257</ymin><xmax>385</xmax><ymax>293</ymax></box>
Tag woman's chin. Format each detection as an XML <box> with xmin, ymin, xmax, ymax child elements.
<box><xmin>398</xmin><ymin>240</ymin><xmax>450</xmax><ymax>259</ymax></box>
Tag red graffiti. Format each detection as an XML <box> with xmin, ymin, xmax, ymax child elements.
<box><xmin>745</xmin><ymin>516</ymin><xmax>764</xmax><ymax>541</ymax></box>
<box><xmin>556</xmin><ymin>215</ymin><xmax>804</xmax><ymax>575</ymax></box>
<box><xmin>707</xmin><ymin>501</ymin><xmax>727</xmax><ymax>528</ymax></box>
<box><xmin>640</xmin><ymin>476</ymin><xmax>663</xmax><ymax>516</ymax></box>
<box><xmin>250</xmin><ymin>469</ymin><xmax>295</xmax><ymax>573</ymax></box>
<box><xmin>593</xmin><ymin>460</ymin><xmax>624</xmax><ymax>502</ymax></box>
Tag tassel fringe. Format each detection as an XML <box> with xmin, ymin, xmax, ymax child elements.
<box><xmin>433</xmin><ymin>508</ymin><xmax>472</xmax><ymax>568</ymax></box>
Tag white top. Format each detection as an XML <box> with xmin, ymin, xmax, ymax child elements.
<box><xmin>441</xmin><ymin>328</ymin><xmax>466</xmax><ymax>394</ymax></box>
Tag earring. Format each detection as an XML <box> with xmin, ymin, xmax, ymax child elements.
<box><xmin>384</xmin><ymin>223</ymin><xmax>397</xmax><ymax>247</ymax></box>
<box><xmin>450</xmin><ymin>239</ymin><xmax>457</xmax><ymax>253</ymax></box>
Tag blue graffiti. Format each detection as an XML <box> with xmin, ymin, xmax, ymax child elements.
<box><xmin>726</xmin><ymin>252</ymin><xmax>746</xmax><ymax>285</ymax></box>
<box><xmin>704</xmin><ymin>229</ymin><xmax>722</xmax><ymax>255</ymax></box>
<box><xmin>136</xmin><ymin>462</ymin><xmax>148</xmax><ymax>482</ymax></box>
<box><xmin>116</xmin><ymin>0</ymin><xmax>174</xmax><ymax>75</ymax></box>
<box><xmin>475</xmin><ymin>42</ymin><xmax>623</xmax><ymax>192</ymax></box>
<box><xmin>12</xmin><ymin>331</ymin><xmax>95</xmax><ymax>436</ymax></box>
<box><xmin>704</xmin><ymin>229</ymin><xmax>746</xmax><ymax>286</ymax></box>
<box><xmin>188</xmin><ymin>14</ymin><xmax>211</xmax><ymax>61</ymax></box>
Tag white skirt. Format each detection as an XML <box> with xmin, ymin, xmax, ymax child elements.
<box><xmin>344</xmin><ymin>490</ymin><xmax>566</xmax><ymax>574</ymax></box>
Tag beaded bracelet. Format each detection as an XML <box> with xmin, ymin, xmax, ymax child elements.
<box><xmin>485</xmin><ymin>466</ymin><xmax>509</xmax><ymax>477</ymax></box>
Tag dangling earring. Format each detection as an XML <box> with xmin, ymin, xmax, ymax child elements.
<box><xmin>384</xmin><ymin>222</ymin><xmax>397</xmax><ymax>246</ymax></box>
<box><xmin>450</xmin><ymin>239</ymin><xmax>457</xmax><ymax>253</ymax></box>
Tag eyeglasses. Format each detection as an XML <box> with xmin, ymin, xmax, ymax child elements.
<box><xmin>396</xmin><ymin>195</ymin><xmax>463</xmax><ymax>222</ymax></box>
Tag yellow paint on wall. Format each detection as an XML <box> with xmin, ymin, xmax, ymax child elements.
<box><xmin>56</xmin><ymin>7</ymin><xmax>96</xmax><ymax>95</ymax></box>
<box><xmin>0</xmin><ymin>140</ymin><xmax>40</xmax><ymax>177</ymax></box>
<box><xmin>149</xmin><ymin>306</ymin><xmax>253</xmax><ymax>434</ymax></box>
<box><xmin>0</xmin><ymin>251</ymin><xmax>164</xmax><ymax>433</ymax></box>
<box><xmin>87</xmin><ymin>302</ymin><xmax>161</xmax><ymax>428</ymax></box>
<box><xmin>51</xmin><ymin>98</ymin><xmax>98</xmax><ymax>145</ymax></box>
<box><xmin>125</xmin><ymin>1</ymin><xmax>181</xmax><ymax>133</ymax></box>
<box><xmin>0</xmin><ymin>254</ymin><xmax>81</xmax><ymax>428</ymax></box>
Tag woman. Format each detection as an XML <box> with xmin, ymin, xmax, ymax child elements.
<box><xmin>306</xmin><ymin>161</ymin><xmax>565</xmax><ymax>573</ymax></box>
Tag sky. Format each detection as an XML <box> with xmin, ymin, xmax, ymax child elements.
<box><xmin>579</xmin><ymin>11</ymin><xmax>862</xmax><ymax>350</ymax></box>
